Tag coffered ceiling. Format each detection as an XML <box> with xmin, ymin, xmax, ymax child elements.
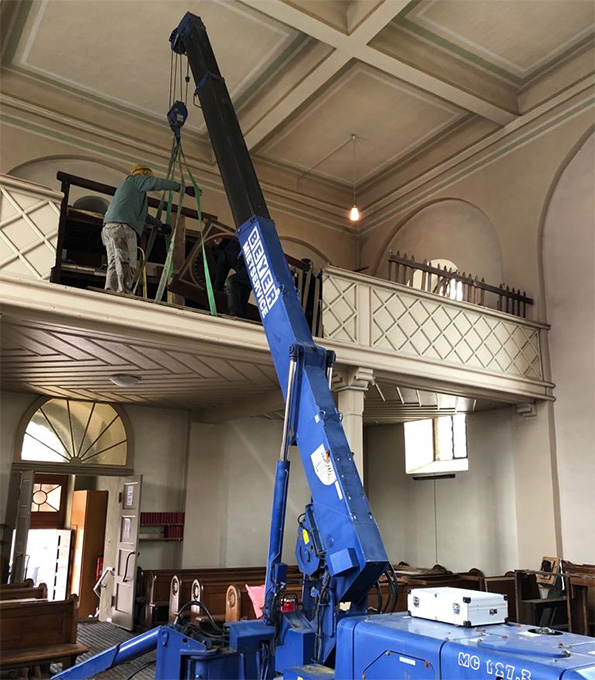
<box><xmin>2</xmin><ymin>0</ymin><xmax>593</xmax><ymax>196</ymax></box>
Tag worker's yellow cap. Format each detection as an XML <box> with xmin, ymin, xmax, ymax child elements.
<box><xmin>130</xmin><ymin>164</ymin><xmax>154</xmax><ymax>177</ymax></box>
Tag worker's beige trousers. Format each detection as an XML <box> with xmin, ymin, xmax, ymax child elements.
<box><xmin>102</xmin><ymin>222</ymin><xmax>138</xmax><ymax>293</ymax></box>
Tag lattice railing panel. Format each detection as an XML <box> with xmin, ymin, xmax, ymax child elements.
<box><xmin>0</xmin><ymin>176</ymin><xmax>62</xmax><ymax>280</ymax></box>
<box><xmin>321</xmin><ymin>268</ymin><xmax>545</xmax><ymax>384</ymax></box>
<box><xmin>370</xmin><ymin>288</ymin><xmax>542</xmax><ymax>380</ymax></box>
<box><xmin>321</xmin><ymin>273</ymin><xmax>359</xmax><ymax>343</ymax></box>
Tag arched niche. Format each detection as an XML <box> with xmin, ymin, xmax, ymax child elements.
<box><xmin>542</xmin><ymin>130</ymin><xmax>594</xmax><ymax>564</ymax></box>
<box><xmin>380</xmin><ymin>199</ymin><xmax>503</xmax><ymax>286</ymax></box>
<box><xmin>9</xmin><ymin>155</ymin><xmax>129</xmax><ymax>203</ymax></box>
<box><xmin>280</xmin><ymin>236</ymin><xmax>330</xmax><ymax>269</ymax></box>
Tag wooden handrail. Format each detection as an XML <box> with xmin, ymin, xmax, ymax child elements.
<box><xmin>56</xmin><ymin>172</ymin><xmax>218</xmax><ymax>224</ymax></box>
<box><xmin>388</xmin><ymin>250</ymin><xmax>533</xmax><ymax>318</ymax></box>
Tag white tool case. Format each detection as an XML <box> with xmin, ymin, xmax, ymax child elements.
<box><xmin>408</xmin><ymin>587</ymin><xmax>508</xmax><ymax>627</ymax></box>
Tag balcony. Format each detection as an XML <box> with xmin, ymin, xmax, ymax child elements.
<box><xmin>321</xmin><ymin>266</ymin><xmax>551</xmax><ymax>403</ymax></box>
<box><xmin>0</xmin><ymin>173</ymin><xmax>553</xmax><ymax>410</ymax></box>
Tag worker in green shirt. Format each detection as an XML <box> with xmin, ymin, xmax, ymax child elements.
<box><xmin>102</xmin><ymin>164</ymin><xmax>194</xmax><ymax>293</ymax></box>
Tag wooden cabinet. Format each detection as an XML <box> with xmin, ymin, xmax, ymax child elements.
<box><xmin>70</xmin><ymin>490</ymin><xmax>108</xmax><ymax>618</ymax></box>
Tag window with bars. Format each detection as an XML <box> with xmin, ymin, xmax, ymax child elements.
<box><xmin>20</xmin><ymin>399</ymin><xmax>128</xmax><ymax>467</ymax></box>
<box><xmin>404</xmin><ymin>414</ymin><xmax>468</xmax><ymax>475</ymax></box>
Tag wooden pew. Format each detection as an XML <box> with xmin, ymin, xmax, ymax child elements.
<box><xmin>484</xmin><ymin>573</ymin><xmax>516</xmax><ymax>622</ymax></box>
<box><xmin>0</xmin><ymin>595</ymin><xmax>88</xmax><ymax>673</ymax></box>
<box><xmin>563</xmin><ymin>561</ymin><xmax>595</xmax><ymax>635</ymax></box>
<box><xmin>145</xmin><ymin>567</ymin><xmax>272</xmax><ymax>628</ymax></box>
<box><xmin>514</xmin><ymin>570</ymin><xmax>567</xmax><ymax>628</ymax></box>
<box><xmin>0</xmin><ymin>582</ymin><xmax>48</xmax><ymax>601</ymax></box>
<box><xmin>226</xmin><ymin>581</ymin><xmax>304</xmax><ymax>622</ymax></box>
<box><xmin>0</xmin><ymin>578</ymin><xmax>34</xmax><ymax>590</ymax></box>
<box><xmin>166</xmin><ymin>567</ymin><xmax>302</xmax><ymax>624</ymax></box>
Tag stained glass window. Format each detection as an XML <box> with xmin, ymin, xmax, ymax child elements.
<box><xmin>31</xmin><ymin>482</ymin><xmax>62</xmax><ymax>512</ymax></box>
<box><xmin>21</xmin><ymin>399</ymin><xmax>128</xmax><ymax>466</ymax></box>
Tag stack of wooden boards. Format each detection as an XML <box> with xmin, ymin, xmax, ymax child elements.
<box><xmin>0</xmin><ymin>579</ymin><xmax>88</xmax><ymax>675</ymax></box>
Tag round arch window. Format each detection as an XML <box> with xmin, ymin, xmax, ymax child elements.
<box><xmin>21</xmin><ymin>399</ymin><xmax>128</xmax><ymax>466</ymax></box>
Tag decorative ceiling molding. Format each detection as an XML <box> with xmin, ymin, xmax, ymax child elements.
<box><xmin>240</xmin><ymin>0</ymin><xmax>517</xmax><ymax>125</ymax></box>
<box><xmin>398</xmin><ymin>0</ymin><xmax>594</xmax><ymax>85</ymax></box>
<box><xmin>0</xmin><ymin>95</ymin><xmax>359</xmax><ymax>235</ymax></box>
<box><xmin>260</xmin><ymin>62</ymin><xmax>466</xmax><ymax>186</ymax></box>
<box><xmin>9</xmin><ymin>0</ymin><xmax>301</xmax><ymax>135</ymax></box>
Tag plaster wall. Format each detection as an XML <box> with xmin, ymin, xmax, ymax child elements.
<box><xmin>183</xmin><ymin>417</ymin><xmax>310</xmax><ymax>568</ymax></box>
<box><xmin>384</xmin><ymin>199</ymin><xmax>503</xmax><ymax>288</ymax></box>
<box><xmin>543</xmin><ymin>133</ymin><xmax>595</xmax><ymax>564</ymax></box>
<box><xmin>365</xmin><ymin>409</ymin><xmax>519</xmax><ymax>576</ymax></box>
<box><xmin>0</xmin><ymin>122</ymin><xmax>358</xmax><ymax>270</ymax></box>
<box><xmin>123</xmin><ymin>405</ymin><xmax>189</xmax><ymax>571</ymax></box>
<box><xmin>0</xmin><ymin>390</ymin><xmax>39</xmax><ymax>524</ymax></box>
<box><xmin>361</xmin><ymin>106</ymin><xmax>594</xmax><ymax>318</ymax></box>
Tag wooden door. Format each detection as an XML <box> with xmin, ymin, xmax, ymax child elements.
<box><xmin>11</xmin><ymin>470</ymin><xmax>34</xmax><ymax>582</ymax></box>
<box><xmin>111</xmin><ymin>475</ymin><xmax>141</xmax><ymax>630</ymax></box>
<box><xmin>70</xmin><ymin>490</ymin><xmax>108</xmax><ymax>616</ymax></box>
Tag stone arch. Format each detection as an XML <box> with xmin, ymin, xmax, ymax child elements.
<box><xmin>541</xmin><ymin>129</ymin><xmax>594</xmax><ymax>564</ymax></box>
<box><xmin>373</xmin><ymin>198</ymin><xmax>503</xmax><ymax>286</ymax></box>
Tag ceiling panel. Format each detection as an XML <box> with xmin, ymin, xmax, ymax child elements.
<box><xmin>11</xmin><ymin>0</ymin><xmax>299</xmax><ymax>132</ymax></box>
<box><xmin>260</xmin><ymin>63</ymin><xmax>465</xmax><ymax>185</ymax></box>
<box><xmin>396</xmin><ymin>0</ymin><xmax>595</xmax><ymax>84</ymax></box>
<box><xmin>1</xmin><ymin>314</ymin><xmax>503</xmax><ymax>421</ymax></box>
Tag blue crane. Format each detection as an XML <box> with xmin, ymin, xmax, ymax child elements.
<box><xmin>53</xmin><ymin>13</ymin><xmax>595</xmax><ymax>680</ymax></box>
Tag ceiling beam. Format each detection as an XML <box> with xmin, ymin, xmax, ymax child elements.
<box><xmin>239</xmin><ymin>0</ymin><xmax>517</xmax><ymax>127</ymax></box>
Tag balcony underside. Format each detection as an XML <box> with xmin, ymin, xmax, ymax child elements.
<box><xmin>0</xmin><ymin>275</ymin><xmax>553</xmax><ymax>423</ymax></box>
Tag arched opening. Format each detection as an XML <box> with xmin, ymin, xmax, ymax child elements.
<box><xmin>18</xmin><ymin>397</ymin><xmax>130</xmax><ymax>469</ymax></box>
<box><xmin>542</xmin><ymin>130</ymin><xmax>594</xmax><ymax>564</ymax></box>
<box><xmin>378</xmin><ymin>199</ymin><xmax>503</xmax><ymax>287</ymax></box>
<box><xmin>5</xmin><ymin>398</ymin><xmax>134</xmax><ymax>614</ymax></box>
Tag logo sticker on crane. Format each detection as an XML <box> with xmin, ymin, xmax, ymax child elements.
<box><xmin>311</xmin><ymin>444</ymin><xmax>343</xmax><ymax>500</ymax></box>
<box><xmin>242</xmin><ymin>225</ymin><xmax>280</xmax><ymax>319</ymax></box>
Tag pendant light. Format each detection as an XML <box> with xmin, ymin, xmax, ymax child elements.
<box><xmin>349</xmin><ymin>134</ymin><xmax>360</xmax><ymax>222</ymax></box>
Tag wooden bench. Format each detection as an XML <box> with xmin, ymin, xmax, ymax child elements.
<box><xmin>0</xmin><ymin>582</ymin><xmax>48</xmax><ymax>601</ymax></box>
<box><xmin>143</xmin><ymin>567</ymin><xmax>273</xmax><ymax>628</ymax></box>
<box><xmin>563</xmin><ymin>561</ymin><xmax>595</xmax><ymax>635</ymax></box>
<box><xmin>226</xmin><ymin>581</ymin><xmax>304</xmax><ymax>622</ymax></box>
<box><xmin>166</xmin><ymin>567</ymin><xmax>301</xmax><ymax>624</ymax></box>
<box><xmin>0</xmin><ymin>578</ymin><xmax>34</xmax><ymax>590</ymax></box>
<box><xmin>0</xmin><ymin>595</ymin><xmax>88</xmax><ymax>673</ymax></box>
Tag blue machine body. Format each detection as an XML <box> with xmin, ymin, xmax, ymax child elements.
<box><xmin>52</xmin><ymin>12</ymin><xmax>595</xmax><ymax>680</ymax></box>
<box><xmin>335</xmin><ymin>613</ymin><xmax>595</xmax><ymax>680</ymax></box>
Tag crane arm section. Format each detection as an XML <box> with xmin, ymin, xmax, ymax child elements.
<box><xmin>170</xmin><ymin>12</ymin><xmax>388</xmax><ymax>608</ymax></box>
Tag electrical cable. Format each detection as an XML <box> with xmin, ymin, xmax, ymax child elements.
<box><xmin>175</xmin><ymin>599</ymin><xmax>224</xmax><ymax>633</ymax></box>
<box><xmin>125</xmin><ymin>659</ymin><xmax>155</xmax><ymax>680</ymax></box>
<box><xmin>372</xmin><ymin>579</ymin><xmax>383</xmax><ymax>614</ymax></box>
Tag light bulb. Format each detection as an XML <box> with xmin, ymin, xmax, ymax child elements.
<box><xmin>349</xmin><ymin>205</ymin><xmax>360</xmax><ymax>222</ymax></box>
